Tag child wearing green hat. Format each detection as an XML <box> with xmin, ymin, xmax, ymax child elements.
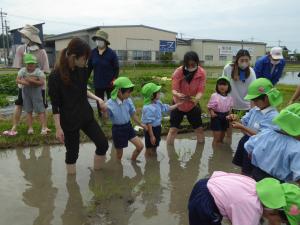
<box><xmin>245</xmin><ymin>103</ymin><xmax>300</xmax><ymax>184</ymax></box>
<box><xmin>230</xmin><ymin>78</ymin><xmax>282</xmax><ymax>176</ymax></box>
<box><xmin>207</xmin><ymin>76</ymin><xmax>233</xmax><ymax>144</ymax></box>
<box><xmin>106</xmin><ymin>77</ymin><xmax>146</xmax><ymax>161</ymax></box>
<box><xmin>188</xmin><ymin>171</ymin><xmax>300</xmax><ymax>225</ymax></box>
<box><xmin>16</xmin><ymin>53</ymin><xmax>47</xmax><ymax>134</ymax></box>
<box><xmin>141</xmin><ymin>83</ymin><xmax>181</xmax><ymax>157</ymax></box>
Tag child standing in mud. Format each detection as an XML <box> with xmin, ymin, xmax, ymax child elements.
<box><xmin>207</xmin><ymin>76</ymin><xmax>233</xmax><ymax>144</ymax></box>
<box><xmin>141</xmin><ymin>82</ymin><xmax>181</xmax><ymax>157</ymax></box>
<box><xmin>106</xmin><ymin>77</ymin><xmax>146</xmax><ymax>161</ymax></box>
<box><xmin>230</xmin><ymin>78</ymin><xmax>282</xmax><ymax>176</ymax></box>
<box><xmin>245</xmin><ymin>103</ymin><xmax>300</xmax><ymax>183</ymax></box>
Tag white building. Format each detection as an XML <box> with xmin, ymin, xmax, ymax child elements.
<box><xmin>45</xmin><ymin>25</ymin><xmax>266</xmax><ymax>67</ymax></box>
<box><xmin>45</xmin><ymin>25</ymin><xmax>177</xmax><ymax>66</ymax></box>
<box><xmin>174</xmin><ymin>39</ymin><xmax>266</xmax><ymax>66</ymax></box>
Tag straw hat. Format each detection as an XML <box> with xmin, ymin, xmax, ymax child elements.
<box><xmin>92</xmin><ymin>30</ymin><xmax>110</xmax><ymax>45</ymax></box>
<box><xmin>19</xmin><ymin>24</ymin><xmax>42</xmax><ymax>44</ymax></box>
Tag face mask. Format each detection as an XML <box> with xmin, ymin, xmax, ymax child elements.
<box><xmin>271</xmin><ymin>59</ymin><xmax>280</xmax><ymax>65</ymax></box>
<box><xmin>21</xmin><ymin>37</ymin><xmax>30</xmax><ymax>45</ymax></box>
<box><xmin>185</xmin><ymin>66</ymin><xmax>197</xmax><ymax>72</ymax></box>
<box><xmin>238</xmin><ymin>62</ymin><xmax>249</xmax><ymax>70</ymax></box>
<box><xmin>28</xmin><ymin>45</ymin><xmax>39</xmax><ymax>52</ymax></box>
<box><xmin>96</xmin><ymin>40</ymin><xmax>106</xmax><ymax>49</ymax></box>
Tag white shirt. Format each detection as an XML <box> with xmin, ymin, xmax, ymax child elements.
<box><xmin>222</xmin><ymin>64</ymin><xmax>256</xmax><ymax>110</ymax></box>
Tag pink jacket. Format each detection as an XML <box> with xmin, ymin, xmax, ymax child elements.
<box><xmin>172</xmin><ymin>66</ymin><xmax>206</xmax><ymax>112</ymax></box>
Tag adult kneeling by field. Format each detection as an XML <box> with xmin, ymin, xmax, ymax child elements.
<box><xmin>48</xmin><ymin>38</ymin><xmax>109</xmax><ymax>175</ymax></box>
<box><xmin>166</xmin><ymin>51</ymin><xmax>206</xmax><ymax>145</ymax></box>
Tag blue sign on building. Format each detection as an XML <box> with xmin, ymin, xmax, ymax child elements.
<box><xmin>159</xmin><ymin>40</ymin><xmax>176</xmax><ymax>52</ymax></box>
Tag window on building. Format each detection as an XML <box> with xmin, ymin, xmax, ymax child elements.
<box><xmin>116</xmin><ymin>50</ymin><xmax>127</xmax><ymax>61</ymax></box>
<box><xmin>219</xmin><ymin>55</ymin><xmax>227</xmax><ymax>61</ymax></box>
<box><xmin>132</xmin><ymin>50</ymin><xmax>151</xmax><ymax>60</ymax></box>
<box><xmin>156</xmin><ymin>51</ymin><xmax>173</xmax><ymax>61</ymax></box>
<box><xmin>205</xmin><ymin>55</ymin><xmax>213</xmax><ymax>61</ymax></box>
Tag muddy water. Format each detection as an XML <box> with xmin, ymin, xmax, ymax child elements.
<box><xmin>0</xmin><ymin>132</ymin><xmax>242</xmax><ymax>225</ymax></box>
<box><xmin>278</xmin><ymin>71</ymin><xmax>300</xmax><ymax>85</ymax></box>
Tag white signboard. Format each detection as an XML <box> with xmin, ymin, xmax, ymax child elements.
<box><xmin>218</xmin><ymin>45</ymin><xmax>254</xmax><ymax>56</ymax></box>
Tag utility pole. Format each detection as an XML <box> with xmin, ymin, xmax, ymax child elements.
<box><xmin>278</xmin><ymin>40</ymin><xmax>281</xmax><ymax>47</ymax></box>
<box><xmin>5</xmin><ymin>19</ymin><xmax>9</xmax><ymax>63</ymax></box>
<box><xmin>0</xmin><ymin>8</ymin><xmax>7</xmax><ymax>66</ymax></box>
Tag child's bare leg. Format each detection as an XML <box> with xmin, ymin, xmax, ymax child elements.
<box><xmin>115</xmin><ymin>148</ymin><xmax>123</xmax><ymax>161</ymax></box>
<box><xmin>213</xmin><ymin>131</ymin><xmax>223</xmax><ymax>144</ymax></box>
<box><xmin>27</xmin><ymin>112</ymin><xmax>33</xmax><ymax>129</ymax></box>
<box><xmin>145</xmin><ymin>147</ymin><xmax>157</xmax><ymax>158</ymax></box>
<box><xmin>226</xmin><ymin>122</ymin><xmax>233</xmax><ymax>142</ymax></box>
<box><xmin>220</xmin><ymin>131</ymin><xmax>226</xmax><ymax>142</ymax></box>
<box><xmin>130</xmin><ymin>137</ymin><xmax>144</xmax><ymax>161</ymax></box>
<box><xmin>43</xmin><ymin>111</ymin><xmax>51</xmax><ymax>131</ymax></box>
<box><xmin>12</xmin><ymin>105</ymin><xmax>22</xmax><ymax>131</ymax></box>
<box><xmin>39</xmin><ymin>112</ymin><xmax>46</xmax><ymax>129</ymax></box>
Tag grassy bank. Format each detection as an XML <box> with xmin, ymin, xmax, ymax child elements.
<box><xmin>0</xmin><ymin>66</ymin><xmax>298</xmax><ymax>149</ymax></box>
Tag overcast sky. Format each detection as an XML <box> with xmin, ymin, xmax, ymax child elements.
<box><xmin>2</xmin><ymin>0</ymin><xmax>300</xmax><ymax>51</ymax></box>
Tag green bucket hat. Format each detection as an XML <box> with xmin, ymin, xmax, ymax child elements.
<box><xmin>256</xmin><ymin>178</ymin><xmax>300</xmax><ymax>225</ymax></box>
<box><xmin>244</xmin><ymin>78</ymin><xmax>283</xmax><ymax>107</ymax></box>
<box><xmin>141</xmin><ymin>83</ymin><xmax>162</xmax><ymax>105</ymax></box>
<box><xmin>24</xmin><ymin>53</ymin><xmax>37</xmax><ymax>64</ymax></box>
<box><xmin>272</xmin><ymin>103</ymin><xmax>300</xmax><ymax>136</ymax></box>
<box><xmin>111</xmin><ymin>77</ymin><xmax>135</xmax><ymax>100</ymax></box>
<box><xmin>217</xmin><ymin>76</ymin><xmax>231</xmax><ymax>83</ymax></box>
<box><xmin>92</xmin><ymin>30</ymin><xmax>110</xmax><ymax>45</ymax></box>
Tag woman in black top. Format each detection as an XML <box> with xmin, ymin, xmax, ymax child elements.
<box><xmin>48</xmin><ymin>38</ymin><xmax>108</xmax><ymax>174</ymax></box>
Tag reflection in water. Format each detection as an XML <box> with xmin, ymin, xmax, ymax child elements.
<box><xmin>209</xmin><ymin>143</ymin><xmax>236</xmax><ymax>174</ymax></box>
<box><xmin>279</xmin><ymin>71</ymin><xmax>300</xmax><ymax>85</ymax></box>
<box><xmin>167</xmin><ymin>140</ymin><xmax>205</xmax><ymax>225</ymax></box>
<box><xmin>88</xmin><ymin>150</ymin><xmax>143</xmax><ymax>225</ymax></box>
<box><xmin>3</xmin><ymin>133</ymin><xmax>244</xmax><ymax>225</ymax></box>
<box><xmin>61</xmin><ymin>176</ymin><xmax>86</xmax><ymax>225</ymax></box>
<box><xmin>17</xmin><ymin>146</ymin><xmax>57</xmax><ymax>225</ymax></box>
<box><xmin>141</xmin><ymin>158</ymin><xmax>161</xmax><ymax>219</ymax></box>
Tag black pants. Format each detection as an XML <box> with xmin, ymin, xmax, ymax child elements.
<box><xmin>63</xmin><ymin>119</ymin><xmax>108</xmax><ymax>164</ymax></box>
<box><xmin>95</xmin><ymin>88</ymin><xmax>112</xmax><ymax>118</ymax></box>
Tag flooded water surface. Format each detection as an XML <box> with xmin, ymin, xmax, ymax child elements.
<box><xmin>0</xmin><ymin>132</ymin><xmax>243</xmax><ymax>225</ymax></box>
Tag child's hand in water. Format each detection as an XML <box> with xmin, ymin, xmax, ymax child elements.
<box><xmin>150</xmin><ymin>135</ymin><xmax>156</xmax><ymax>146</ymax></box>
<box><xmin>232</xmin><ymin>121</ymin><xmax>244</xmax><ymax>130</ymax></box>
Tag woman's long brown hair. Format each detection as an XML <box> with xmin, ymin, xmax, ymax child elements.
<box><xmin>231</xmin><ymin>49</ymin><xmax>251</xmax><ymax>81</ymax></box>
<box><xmin>55</xmin><ymin>38</ymin><xmax>91</xmax><ymax>85</ymax></box>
